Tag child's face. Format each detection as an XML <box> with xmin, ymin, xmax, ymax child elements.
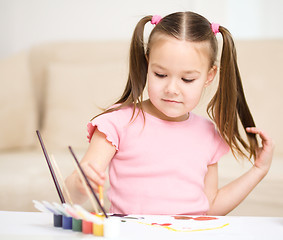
<box><xmin>146</xmin><ymin>36</ymin><xmax>217</xmax><ymax>121</ymax></box>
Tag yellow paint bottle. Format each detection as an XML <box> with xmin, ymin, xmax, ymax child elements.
<box><xmin>92</xmin><ymin>214</ymin><xmax>105</xmax><ymax>236</ymax></box>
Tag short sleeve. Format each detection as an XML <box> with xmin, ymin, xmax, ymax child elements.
<box><xmin>208</xmin><ymin>129</ymin><xmax>230</xmax><ymax>165</ymax></box>
<box><xmin>87</xmin><ymin>112</ymin><xmax>120</xmax><ymax>151</ymax></box>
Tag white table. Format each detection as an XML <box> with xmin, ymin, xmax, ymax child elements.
<box><xmin>0</xmin><ymin>211</ymin><xmax>283</xmax><ymax>239</ymax></box>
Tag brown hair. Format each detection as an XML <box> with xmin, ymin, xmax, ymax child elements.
<box><xmin>92</xmin><ymin>11</ymin><xmax>258</xmax><ymax>160</ymax></box>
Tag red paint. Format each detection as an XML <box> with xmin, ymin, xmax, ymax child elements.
<box><xmin>82</xmin><ymin>212</ymin><xmax>95</xmax><ymax>234</ymax></box>
<box><xmin>160</xmin><ymin>223</ymin><xmax>172</xmax><ymax>226</ymax></box>
<box><xmin>193</xmin><ymin>217</ymin><xmax>218</xmax><ymax>221</ymax></box>
<box><xmin>82</xmin><ymin>219</ymin><xmax>93</xmax><ymax>234</ymax></box>
<box><xmin>152</xmin><ymin>223</ymin><xmax>172</xmax><ymax>226</ymax></box>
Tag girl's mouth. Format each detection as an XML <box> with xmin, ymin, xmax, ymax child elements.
<box><xmin>162</xmin><ymin>99</ymin><xmax>181</xmax><ymax>104</ymax></box>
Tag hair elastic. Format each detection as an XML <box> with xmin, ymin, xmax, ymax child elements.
<box><xmin>211</xmin><ymin>23</ymin><xmax>220</xmax><ymax>35</ymax></box>
<box><xmin>151</xmin><ymin>15</ymin><xmax>162</xmax><ymax>25</ymax></box>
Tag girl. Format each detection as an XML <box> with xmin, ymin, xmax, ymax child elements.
<box><xmin>65</xmin><ymin>11</ymin><xmax>274</xmax><ymax>215</ymax></box>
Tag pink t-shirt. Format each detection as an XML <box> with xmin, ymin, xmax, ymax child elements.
<box><xmin>87</xmin><ymin>106</ymin><xmax>229</xmax><ymax>215</ymax></box>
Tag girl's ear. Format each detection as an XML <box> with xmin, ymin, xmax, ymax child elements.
<box><xmin>205</xmin><ymin>65</ymin><xmax>217</xmax><ymax>87</ymax></box>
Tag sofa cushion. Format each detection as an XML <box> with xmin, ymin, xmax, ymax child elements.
<box><xmin>42</xmin><ymin>62</ymin><xmax>127</xmax><ymax>150</ymax></box>
<box><xmin>29</xmin><ymin>41</ymin><xmax>130</xmax><ymax>129</ymax></box>
<box><xmin>0</xmin><ymin>51</ymin><xmax>37</xmax><ymax>150</ymax></box>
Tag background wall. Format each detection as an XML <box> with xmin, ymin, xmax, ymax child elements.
<box><xmin>1</xmin><ymin>0</ymin><xmax>283</xmax><ymax>59</ymax></box>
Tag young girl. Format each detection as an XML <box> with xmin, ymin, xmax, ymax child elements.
<box><xmin>65</xmin><ymin>11</ymin><xmax>274</xmax><ymax>215</ymax></box>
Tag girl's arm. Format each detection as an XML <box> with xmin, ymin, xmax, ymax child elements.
<box><xmin>65</xmin><ymin>129</ymin><xmax>116</xmax><ymax>204</ymax></box>
<box><xmin>205</xmin><ymin>127</ymin><xmax>274</xmax><ymax>216</ymax></box>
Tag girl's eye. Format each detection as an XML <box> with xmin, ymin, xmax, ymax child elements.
<box><xmin>182</xmin><ymin>78</ymin><xmax>194</xmax><ymax>83</ymax></box>
<box><xmin>155</xmin><ymin>72</ymin><xmax>167</xmax><ymax>78</ymax></box>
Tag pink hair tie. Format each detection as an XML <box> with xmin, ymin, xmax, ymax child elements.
<box><xmin>151</xmin><ymin>15</ymin><xmax>162</xmax><ymax>25</ymax></box>
<box><xmin>211</xmin><ymin>23</ymin><xmax>220</xmax><ymax>35</ymax></box>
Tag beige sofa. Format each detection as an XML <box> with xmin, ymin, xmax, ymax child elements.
<box><xmin>0</xmin><ymin>40</ymin><xmax>282</xmax><ymax>216</ymax></box>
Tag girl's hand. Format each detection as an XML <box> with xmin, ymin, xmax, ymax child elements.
<box><xmin>65</xmin><ymin>129</ymin><xmax>115</xmax><ymax>204</ymax></box>
<box><xmin>246</xmin><ymin>127</ymin><xmax>275</xmax><ymax>176</ymax></box>
<box><xmin>207</xmin><ymin>127</ymin><xmax>274</xmax><ymax>215</ymax></box>
<box><xmin>75</xmin><ymin>161</ymin><xmax>106</xmax><ymax>195</ymax></box>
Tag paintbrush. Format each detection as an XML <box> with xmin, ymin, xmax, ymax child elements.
<box><xmin>68</xmin><ymin>146</ymin><xmax>108</xmax><ymax>218</ymax></box>
<box><xmin>50</xmin><ymin>154</ymin><xmax>73</xmax><ymax>205</ymax></box>
<box><xmin>36</xmin><ymin>130</ymin><xmax>65</xmax><ymax>203</ymax></box>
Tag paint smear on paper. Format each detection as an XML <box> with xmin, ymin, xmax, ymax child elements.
<box><xmin>174</xmin><ymin>216</ymin><xmax>218</xmax><ymax>221</ymax></box>
<box><xmin>139</xmin><ymin>221</ymin><xmax>229</xmax><ymax>232</ymax></box>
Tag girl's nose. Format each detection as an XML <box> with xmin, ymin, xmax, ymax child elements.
<box><xmin>165</xmin><ymin>79</ymin><xmax>180</xmax><ymax>95</ymax></box>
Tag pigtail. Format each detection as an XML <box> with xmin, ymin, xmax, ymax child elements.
<box><xmin>116</xmin><ymin>15</ymin><xmax>152</xmax><ymax>119</ymax></box>
<box><xmin>90</xmin><ymin>16</ymin><xmax>152</xmax><ymax>121</ymax></box>
<box><xmin>207</xmin><ymin>26</ymin><xmax>258</xmax><ymax>160</ymax></box>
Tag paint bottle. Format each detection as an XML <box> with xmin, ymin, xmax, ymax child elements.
<box><xmin>82</xmin><ymin>219</ymin><xmax>93</xmax><ymax>234</ymax></box>
<box><xmin>72</xmin><ymin>217</ymin><xmax>82</xmax><ymax>232</ymax></box>
<box><xmin>92</xmin><ymin>214</ymin><xmax>105</xmax><ymax>236</ymax></box>
<box><xmin>53</xmin><ymin>214</ymin><xmax>63</xmax><ymax>227</ymax></box>
<box><xmin>62</xmin><ymin>215</ymin><xmax>73</xmax><ymax>229</ymax></box>
<box><xmin>104</xmin><ymin>217</ymin><xmax>121</xmax><ymax>238</ymax></box>
<box><xmin>82</xmin><ymin>212</ymin><xmax>96</xmax><ymax>234</ymax></box>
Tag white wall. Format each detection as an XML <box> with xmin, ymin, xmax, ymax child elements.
<box><xmin>1</xmin><ymin>0</ymin><xmax>283</xmax><ymax>58</ymax></box>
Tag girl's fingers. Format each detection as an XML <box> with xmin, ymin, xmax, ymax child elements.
<box><xmin>246</xmin><ymin>127</ymin><xmax>274</xmax><ymax>148</ymax></box>
<box><xmin>246</xmin><ymin>127</ymin><xmax>261</xmax><ymax>134</ymax></box>
<box><xmin>78</xmin><ymin>177</ymin><xmax>99</xmax><ymax>193</ymax></box>
<box><xmin>76</xmin><ymin>169</ymin><xmax>104</xmax><ymax>195</ymax></box>
<box><xmin>80</xmin><ymin>163</ymin><xmax>105</xmax><ymax>186</ymax></box>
